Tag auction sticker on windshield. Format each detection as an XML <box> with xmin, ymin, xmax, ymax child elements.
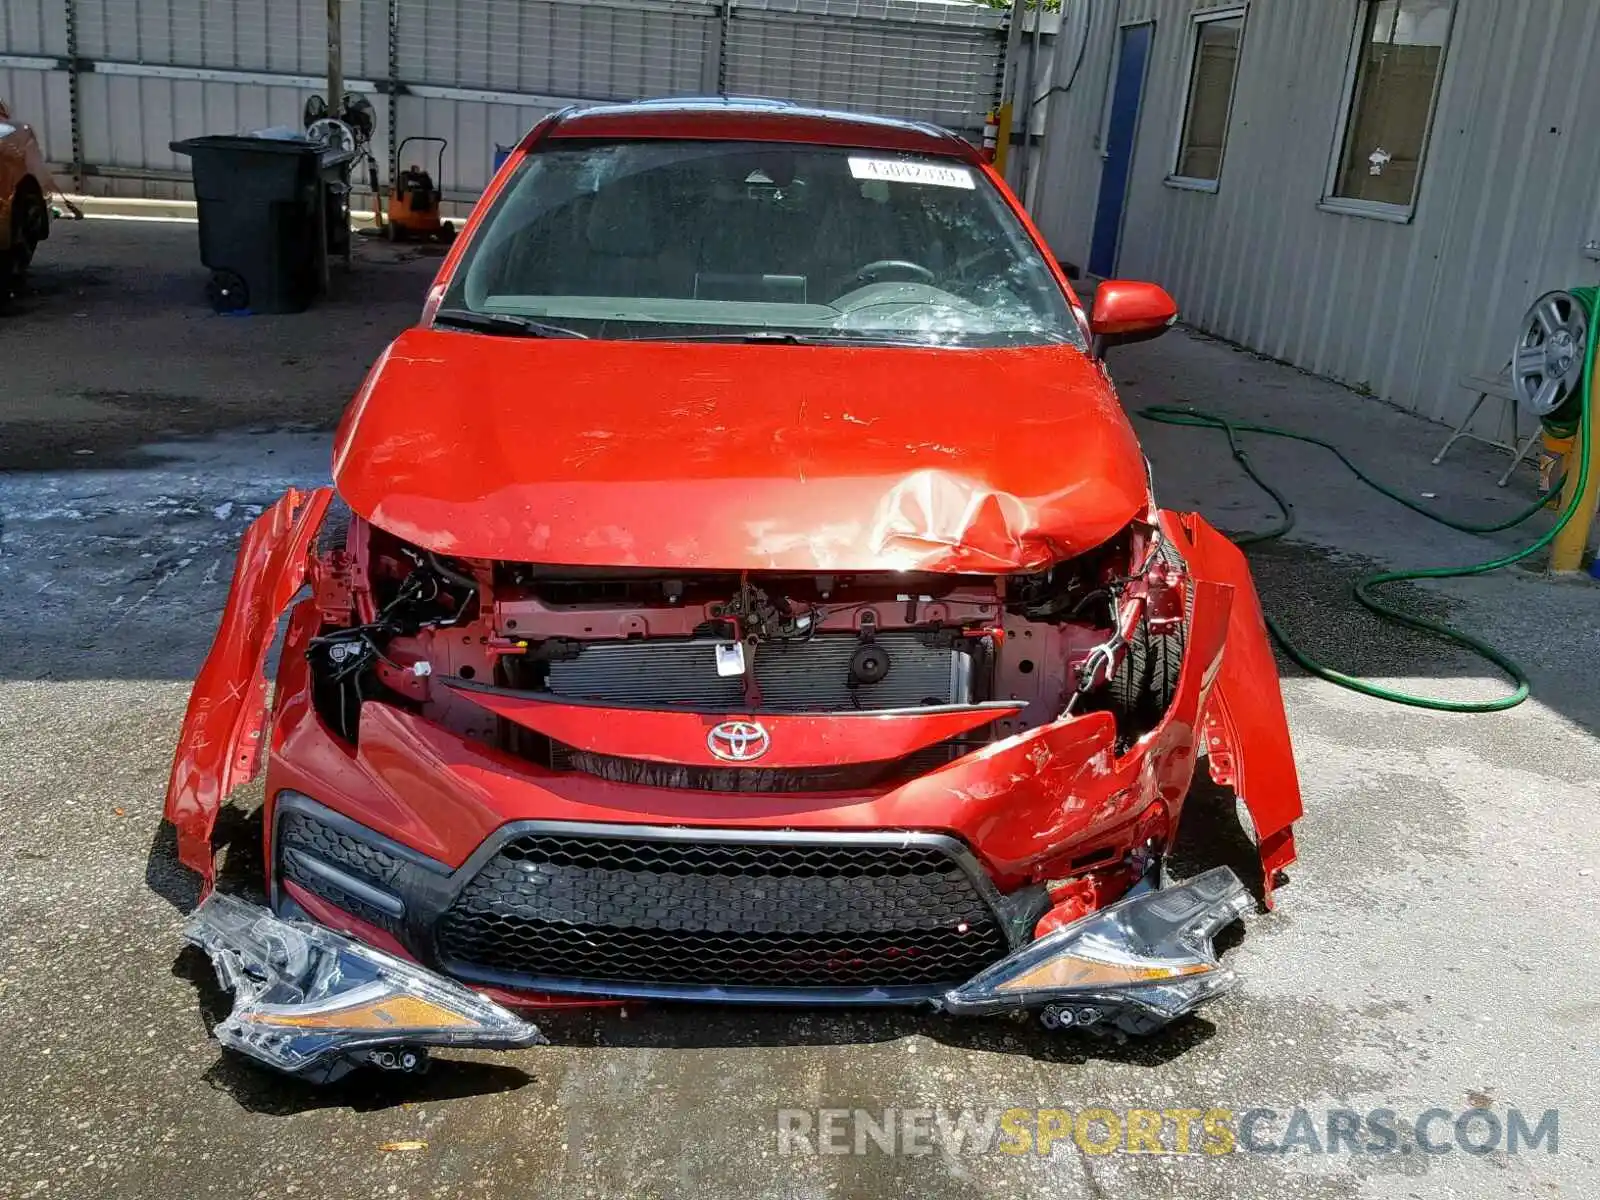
<box><xmin>848</xmin><ymin>157</ymin><xmax>976</xmax><ymax>189</ymax></box>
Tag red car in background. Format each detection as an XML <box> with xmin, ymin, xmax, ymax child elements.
<box><xmin>168</xmin><ymin>99</ymin><xmax>1302</xmax><ymax>1082</ymax></box>
<box><xmin>0</xmin><ymin>98</ymin><xmax>52</xmax><ymax>308</ymax></box>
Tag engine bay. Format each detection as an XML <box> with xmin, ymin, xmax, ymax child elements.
<box><xmin>304</xmin><ymin>508</ymin><xmax>1188</xmax><ymax>768</ymax></box>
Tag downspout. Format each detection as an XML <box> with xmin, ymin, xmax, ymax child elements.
<box><xmin>326</xmin><ymin>0</ymin><xmax>343</xmax><ymax>117</ymax></box>
<box><xmin>1018</xmin><ymin>2</ymin><xmax>1042</xmax><ymax>200</ymax></box>
<box><xmin>1002</xmin><ymin>0</ymin><xmax>1029</xmax><ymax>189</ymax></box>
<box><xmin>1027</xmin><ymin>2</ymin><xmax>1095</xmax><ymax>228</ymax></box>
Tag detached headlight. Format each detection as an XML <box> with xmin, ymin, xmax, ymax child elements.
<box><xmin>942</xmin><ymin>867</ymin><xmax>1251</xmax><ymax>1035</ymax></box>
<box><xmin>185</xmin><ymin>893</ymin><xmax>545</xmax><ymax>1083</ymax></box>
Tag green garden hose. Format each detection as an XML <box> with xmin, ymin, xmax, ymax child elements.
<box><xmin>1137</xmin><ymin>286</ymin><xmax>1597</xmax><ymax>713</ymax></box>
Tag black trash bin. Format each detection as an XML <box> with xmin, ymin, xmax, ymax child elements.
<box><xmin>171</xmin><ymin>134</ymin><xmax>348</xmax><ymax>314</ymax></box>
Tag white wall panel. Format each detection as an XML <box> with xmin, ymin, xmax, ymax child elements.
<box><xmin>11</xmin><ymin>0</ymin><xmax>1007</xmax><ymax>224</ymax></box>
<box><xmin>76</xmin><ymin>0</ymin><xmax>327</xmax><ymax>72</ymax></box>
<box><xmin>1032</xmin><ymin>0</ymin><xmax>1600</xmax><ymax>427</ymax></box>
<box><xmin>393</xmin><ymin>92</ymin><xmax>564</xmax><ymax>197</ymax></box>
<box><xmin>0</xmin><ymin>0</ymin><xmax>69</xmax><ymax>56</ymax></box>
<box><xmin>393</xmin><ymin>0</ymin><xmax>717</xmax><ymax>99</ymax></box>
<box><xmin>0</xmin><ymin>68</ymin><xmax>73</xmax><ymax>163</ymax></box>
<box><xmin>78</xmin><ymin>72</ymin><xmax>318</xmax><ymax>170</ymax></box>
<box><xmin>726</xmin><ymin>0</ymin><xmax>1004</xmax><ymax>131</ymax></box>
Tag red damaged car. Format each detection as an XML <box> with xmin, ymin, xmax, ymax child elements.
<box><xmin>168</xmin><ymin>99</ymin><xmax>1302</xmax><ymax>1082</ymax></box>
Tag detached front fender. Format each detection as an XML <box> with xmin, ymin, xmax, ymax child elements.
<box><xmin>1165</xmin><ymin>511</ymin><xmax>1302</xmax><ymax>905</ymax></box>
<box><xmin>165</xmin><ymin>488</ymin><xmax>333</xmax><ymax>886</ymax></box>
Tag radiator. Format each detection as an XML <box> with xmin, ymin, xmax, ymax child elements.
<box><xmin>544</xmin><ymin>632</ymin><xmax>973</xmax><ymax>712</ymax></box>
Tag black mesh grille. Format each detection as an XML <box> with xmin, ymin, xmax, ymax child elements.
<box><xmin>277</xmin><ymin>808</ymin><xmax>403</xmax><ymax>933</ymax></box>
<box><xmin>547</xmin><ymin>741</ymin><xmax>965</xmax><ymax>793</ymax></box>
<box><xmin>279</xmin><ymin>809</ymin><xmax>403</xmax><ymax>886</ymax></box>
<box><xmin>436</xmin><ymin>832</ymin><xmax>1009</xmax><ymax>990</ymax></box>
<box><xmin>281</xmin><ymin>851</ymin><xmax>402</xmax><ymax>934</ymax></box>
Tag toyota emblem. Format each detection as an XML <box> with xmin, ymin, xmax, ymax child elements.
<box><xmin>707</xmin><ymin>720</ymin><xmax>771</xmax><ymax>763</ymax></box>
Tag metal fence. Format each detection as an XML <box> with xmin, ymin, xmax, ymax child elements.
<box><xmin>0</xmin><ymin>0</ymin><xmax>1007</xmax><ymax>201</ymax></box>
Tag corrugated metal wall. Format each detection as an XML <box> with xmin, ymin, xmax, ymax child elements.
<box><xmin>0</xmin><ymin>0</ymin><xmax>1006</xmax><ymax>202</ymax></box>
<box><xmin>0</xmin><ymin>0</ymin><xmax>73</xmax><ymax>165</ymax></box>
<box><xmin>726</xmin><ymin>0</ymin><xmax>1005</xmax><ymax>132</ymax></box>
<box><xmin>1032</xmin><ymin>0</ymin><xmax>1600</xmax><ymax>426</ymax></box>
<box><xmin>391</xmin><ymin>0</ymin><xmax>721</xmax><ymax>195</ymax></box>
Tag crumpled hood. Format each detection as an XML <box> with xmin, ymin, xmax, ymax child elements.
<box><xmin>332</xmin><ymin>328</ymin><xmax>1148</xmax><ymax>572</ymax></box>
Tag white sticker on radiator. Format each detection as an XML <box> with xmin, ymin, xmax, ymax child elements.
<box><xmin>847</xmin><ymin>156</ymin><xmax>975</xmax><ymax>189</ymax></box>
<box><xmin>714</xmin><ymin>641</ymin><xmax>747</xmax><ymax>677</ymax></box>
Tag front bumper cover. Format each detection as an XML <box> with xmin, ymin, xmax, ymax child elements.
<box><xmin>187</xmin><ymin>868</ymin><xmax>1248</xmax><ymax>1081</ymax></box>
<box><xmin>166</xmin><ymin>499</ymin><xmax>1301</xmax><ymax>909</ymax></box>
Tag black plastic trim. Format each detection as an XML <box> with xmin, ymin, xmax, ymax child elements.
<box><xmin>282</xmin><ymin>849</ymin><xmax>406</xmax><ymax>919</ymax></box>
<box><xmin>271</xmin><ymin>800</ymin><xmax>1050</xmax><ymax>1004</ymax></box>
<box><xmin>446</xmin><ymin>965</ymin><xmax>951</xmax><ymax>1007</ymax></box>
<box><xmin>269</xmin><ymin>791</ymin><xmax>452</xmax><ymax>918</ymax></box>
<box><xmin>441</xmin><ymin>676</ymin><xmax>1024</xmax><ymax>720</ymax></box>
<box><xmin>431</xmin><ymin>821</ymin><xmax>1042</xmax><ymax>999</ymax></box>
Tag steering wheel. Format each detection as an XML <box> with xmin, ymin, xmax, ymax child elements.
<box><xmin>852</xmin><ymin>259</ymin><xmax>936</xmax><ymax>286</ymax></box>
<box><xmin>953</xmin><ymin>243</ymin><xmax>1010</xmax><ymax>281</ymax></box>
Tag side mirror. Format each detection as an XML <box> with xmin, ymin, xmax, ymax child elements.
<box><xmin>1089</xmin><ymin>280</ymin><xmax>1178</xmax><ymax>357</ymax></box>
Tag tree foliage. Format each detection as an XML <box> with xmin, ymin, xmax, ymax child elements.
<box><xmin>972</xmin><ymin>0</ymin><xmax>1063</xmax><ymax>12</ymax></box>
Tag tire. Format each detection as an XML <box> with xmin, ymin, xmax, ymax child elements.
<box><xmin>206</xmin><ymin>269</ymin><xmax>249</xmax><ymax>313</ymax></box>
<box><xmin>1108</xmin><ymin>613</ymin><xmax>1185</xmax><ymax>734</ymax></box>
<box><xmin>1100</xmin><ymin>542</ymin><xmax>1187</xmax><ymax>748</ymax></box>
<box><xmin>2</xmin><ymin>187</ymin><xmax>44</xmax><ymax>311</ymax></box>
<box><xmin>10</xmin><ymin>187</ymin><xmax>45</xmax><ymax>272</ymax></box>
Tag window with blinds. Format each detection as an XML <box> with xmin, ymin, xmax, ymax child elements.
<box><xmin>1330</xmin><ymin>0</ymin><xmax>1455</xmax><ymax>210</ymax></box>
<box><xmin>1173</xmin><ymin>11</ymin><xmax>1245</xmax><ymax>185</ymax></box>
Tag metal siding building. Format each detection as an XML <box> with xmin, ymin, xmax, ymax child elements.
<box><xmin>1031</xmin><ymin>0</ymin><xmax>1600</xmax><ymax>426</ymax></box>
<box><xmin>1</xmin><ymin>0</ymin><xmax>1011</xmax><ymax>201</ymax></box>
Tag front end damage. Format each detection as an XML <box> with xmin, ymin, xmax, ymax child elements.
<box><xmin>185</xmin><ymin>892</ymin><xmax>544</xmax><ymax>1083</ymax></box>
<box><xmin>165</xmin><ymin>487</ymin><xmax>1301</xmax><ymax>1077</ymax></box>
<box><xmin>941</xmin><ymin>866</ymin><xmax>1252</xmax><ymax>1033</ymax></box>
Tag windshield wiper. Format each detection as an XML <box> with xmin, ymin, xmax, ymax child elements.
<box><xmin>432</xmin><ymin>308</ymin><xmax>589</xmax><ymax>339</ymax></box>
<box><xmin>631</xmin><ymin>330</ymin><xmax>813</xmax><ymax>344</ymax></box>
<box><xmin>633</xmin><ymin>330</ymin><xmax>937</xmax><ymax>348</ymax></box>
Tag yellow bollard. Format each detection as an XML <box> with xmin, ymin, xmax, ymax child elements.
<box><xmin>993</xmin><ymin>102</ymin><xmax>1014</xmax><ymax>179</ymax></box>
<box><xmin>1548</xmin><ymin>356</ymin><xmax>1600</xmax><ymax>572</ymax></box>
<box><xmin>1538</xmin><ymin>430</ymin><xmax>1574</xmax><ymax>510</ymax></box>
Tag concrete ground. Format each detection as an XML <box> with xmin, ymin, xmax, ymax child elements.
<box><xmin>1</xmin><ymin>220</ymin><xmax>1597</xmax><ymax>1199</ymax></box>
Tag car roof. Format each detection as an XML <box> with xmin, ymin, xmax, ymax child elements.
<box><xmin>543</xmin><ymin>97</ymin><xmax>979</xmax><ymax>161</ymax></box>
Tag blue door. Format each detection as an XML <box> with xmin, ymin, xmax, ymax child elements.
<box><xmin>1089</xmin><ymin>23</ymin><xmax>1153</xmax><ymax>278</ymax></box>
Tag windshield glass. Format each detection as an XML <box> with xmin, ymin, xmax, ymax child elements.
<box><xmin>443</xmin><ymin>139</ymin><xmax>1083</xmax><ymax>348</ymax></box>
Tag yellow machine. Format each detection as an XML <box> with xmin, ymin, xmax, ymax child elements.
<box><xmin>385</xmin><ymin>137</ymin><xmax>455</xmax><ymax>243</ymax></box>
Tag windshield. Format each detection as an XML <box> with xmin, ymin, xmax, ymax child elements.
<box><xmin>443</xmin><ymin>139</ymin><xmax>1083</xmax><ymax>348</ymax></box>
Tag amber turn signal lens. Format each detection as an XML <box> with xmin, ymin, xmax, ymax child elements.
<box><xmin>995</xmin><ymin>953</ymin><xmax>1211</xmax><ymax>993</ymax></box>
<box><xmin>241</xmin><ymin>993</ymin><xmax>477</xmax><ymax>1031</ymax></box>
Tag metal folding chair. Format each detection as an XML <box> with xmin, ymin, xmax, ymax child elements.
<box><xmin>1432</xmin><ymin>361</ymin><xmax>1542</xmax><ymax>487</ymax></box>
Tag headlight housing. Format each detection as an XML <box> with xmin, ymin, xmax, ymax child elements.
<box><xmin>941</xmin><ymin>866</ymin><xmax>1250</xmax><ymax>1034</ymax></box>
<box><xmin>185</xmin><ymin>892</ymin><xmax>544</xmax><ymax>1082</ymax></box>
